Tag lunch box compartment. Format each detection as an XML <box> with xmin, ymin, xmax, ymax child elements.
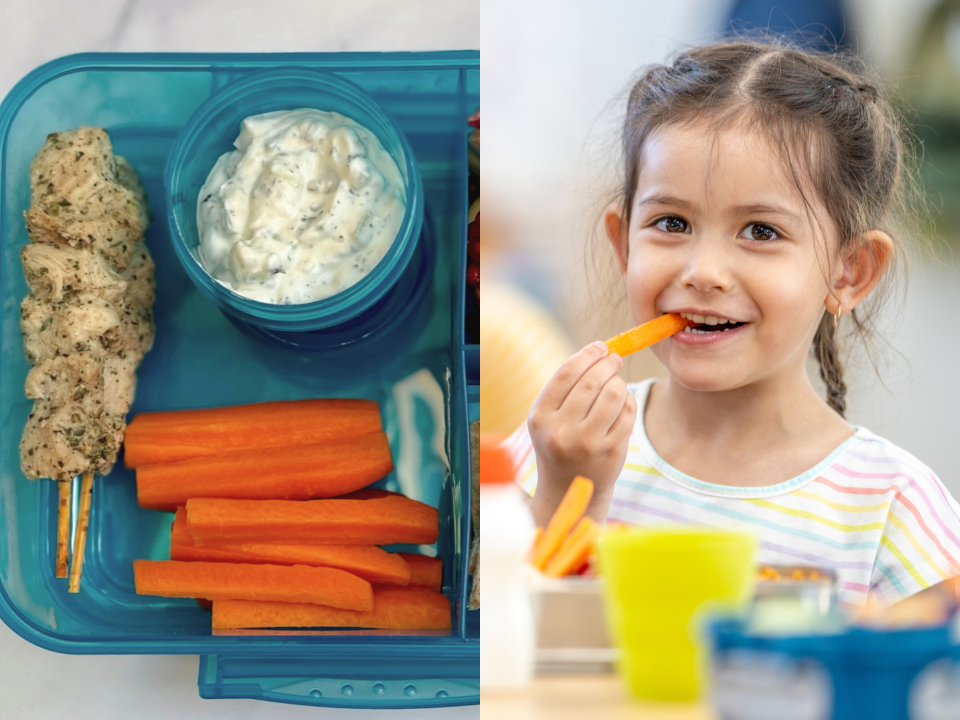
<box><xmin>0</xmin><ymin>52</ymin><xmax>479</xmax><ymax>709</ymax></box>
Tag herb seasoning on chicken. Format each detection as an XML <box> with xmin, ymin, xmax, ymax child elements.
<box><xmin>18</xmin><ymin>127</ymin><xmax>155</xmax><ymax>588</ymax></box>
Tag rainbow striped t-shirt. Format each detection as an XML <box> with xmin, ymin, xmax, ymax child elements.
<box><xmin>506</xmin><ymin>378</ymin><xmax>960</xmax><ymax>607</ymax></box>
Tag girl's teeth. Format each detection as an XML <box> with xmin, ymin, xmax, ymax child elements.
<box><xmin>681</xmin><ymin>325</ymin><xmax>736</xmax><ymax>334</ymax></box>
<box><xmin>679</xmin><ymin>312</ymin><xmax>734</xmax><ymax>324</ymax></box>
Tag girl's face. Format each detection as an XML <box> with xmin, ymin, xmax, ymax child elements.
<box><xmin>608</xmin><ymin>122</ymin><xmax>841</xmax><ymax>393</ymax></box>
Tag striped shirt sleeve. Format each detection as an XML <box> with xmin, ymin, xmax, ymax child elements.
<box><xmin>868</xmin><ymin>457</ymin><xmax>960</xmax><ymax>603</ymax></box>
<box><xmin>504</xmin><ymin>421</ymin><xmax>539</xmax><ymax>496</ymax></box>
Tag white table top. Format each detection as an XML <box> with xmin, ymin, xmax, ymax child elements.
<box><xmin>0</xmin><ymin>1</ymin><xmax>478</xmax><ymax>717</ymax></box>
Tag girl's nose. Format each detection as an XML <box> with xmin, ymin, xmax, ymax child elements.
<box><xmin>679</xmin><ymin>236</ymin><xmax>733</xmax><ymax>294</ymax></box>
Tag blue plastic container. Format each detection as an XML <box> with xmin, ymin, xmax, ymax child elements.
<box><xmin>0</xmin><ymin>51</ymin><xmax>479</xmax><ymax>709</ymax></box>
<box><xmin>707</xmin><ymin>618</ymin><xmax>955</xmax><ymax>720</ymax></box>
<box><xmin>165</xmin><ymin>67</ymin><xmax>425</xmax><ymax>342</ymax></box>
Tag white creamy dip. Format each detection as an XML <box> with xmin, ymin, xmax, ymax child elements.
<box><xmin>196</xmin><ymin>108</ymin><xmax>406</xmax><ymax>304</ymax></box>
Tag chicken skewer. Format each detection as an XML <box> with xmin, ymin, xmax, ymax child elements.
<box><xmin>18</xmin><ymin>128</ymin><xmax>154</xmax><ymax>590</ymax></box>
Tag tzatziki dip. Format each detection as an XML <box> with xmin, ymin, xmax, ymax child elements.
<box><xmin>196</xmin><ymin>108</ymin><xmax>406</xmax><ymax>304</ymax></box>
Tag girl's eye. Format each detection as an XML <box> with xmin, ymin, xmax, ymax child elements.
<box><xmin>655</xmin><ymin>216</ymin><xmax>689</xmax><ymax>233</ymax></box>
<box><xmin>740</xmin><ymin>223</ymin><xmax>780</xmax><ymax>242</ymax></box>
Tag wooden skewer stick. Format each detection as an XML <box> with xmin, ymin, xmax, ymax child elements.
<box><xmin>56</xmin><ymin>479</ymin><xmax>71</xmax><ymax>578</ymax></box>
<box><xmin>68</xmin><ymin>471</ymin><xmax>94</xmax><ymax>593</ymax></box>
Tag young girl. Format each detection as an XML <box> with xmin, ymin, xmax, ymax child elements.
<box><xmin>506</xmin><ymin>40</ymin><xmax>960</xmax><ymax>608</ymax></box>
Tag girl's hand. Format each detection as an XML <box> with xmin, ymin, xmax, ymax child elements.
<box><xmin>527</xmin><ymin>341</ymin><xmax>637</xmax><ymax>526</ymax></box>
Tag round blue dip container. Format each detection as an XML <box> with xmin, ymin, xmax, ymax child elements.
<box><xmin>164</xmin><ymin>67</ymin><xmax>425</xmax><ymax>344</ymax></box>
<box><xmin>707</xmin><ymin>617</ymin><xmax>955</xmax><ymax>720</ymax></box>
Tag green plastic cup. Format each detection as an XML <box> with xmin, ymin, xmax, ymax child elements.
<box><xmin>597</xmin><ymin>526</ymin><xmax>757</xmax><ymax>701</ymax></box>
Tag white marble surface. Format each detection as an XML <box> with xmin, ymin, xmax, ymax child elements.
<box><xmin>0</xmin><ymin>1</ymin><xmax>478</xmax><ymax>718</ymax></box>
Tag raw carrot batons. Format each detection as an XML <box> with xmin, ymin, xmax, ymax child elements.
<box><xmin>133</xmin><ymin>559</ymin><xmax>374</xmax><ymax>611</ymax></box>
<box><xmin>604</xmin><ymin>313</ymin><xmax>691</xmax><ymax>358</ymax></box>
<box><xmin>544</xmin><ymin>517</ymin><xmax>600</xmax><ymax>577</ymax></box>
<box><xmin>169</xmin><ymin>508</ymin><xmax>412</xmax><ymax>585</ymax></box>
<box><xmin>124</xmin><ymin>398</ymin><xmax>382</xmax><ymax>468</ymax></box>
<box><xmin>136</xmin><ymin>432</ymin><xmax>393</xmax><ymax>510</ymax></box>
<box><xmin>399</xmin><ymin>553</ymin><xmax>443</xmax><ymax>592</ymax></box>
<box><xmin>185</xmin><ymin>494</ymin><xmax>440</xmax><ymax>546</ymax></box>
<box><xmin>532</xmin><ymin>476</ymin><xmax>593</xmax><ymax>570</ymax></box>
<box><xmin>128</xmin><ymin>397</ymin><xmax>450</xmax><ymax>631</ymax></box>
<box><xmin>212</xmin><ymin>586</ymin><xmax>451</xmax><ymax>631</ymax></box>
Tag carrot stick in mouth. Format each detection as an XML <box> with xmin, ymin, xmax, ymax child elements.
<box><xmin>604</xmin><ymin>313</ymin><xmax>693</xmax><ymax>358</ymax></box>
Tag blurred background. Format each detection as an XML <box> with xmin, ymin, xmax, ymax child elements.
<box><xmin>481</xmin><ymin>0</ymin><xmax>960</xmax><ymax>497</ymax></box>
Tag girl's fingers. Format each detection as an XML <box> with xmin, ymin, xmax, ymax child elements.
<box><xmin>558</xmin><ymin>352</ymin><xmax>623</xmax><ymax>421</ymax></box>
<box><xmin>581</xmin><ymin>375</ymin><xmax>630</xmax><ymax>437</ymax></box>
<box><xmin>605</xmin><ymin>389</ymin><xmax>638</xmax><ymax>440</ymax></box>
<box><xmin>535</xmin><ymin>341</ymin><xmax>610</xmax><ymax>412</ymax></box>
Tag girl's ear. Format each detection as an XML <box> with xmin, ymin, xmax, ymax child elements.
<box><xmin>604</xmin><ymin>203</ymin><xmax>629</xmax><ymax>275</ymax></box>
<box><xmin>825</xmin><ymin>230</ymin><xmax>894</xmax><ymax>316</ymax></box>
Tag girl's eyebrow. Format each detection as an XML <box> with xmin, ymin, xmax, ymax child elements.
<box><xmin>636</xmin><ymin>192</ymin><xmax>694</xmax><ymax>210</ymax></box>
<box><xmin>732</xmin><ymin>203</ymin><xmax>801</xmax><ymax>222</ymax></box>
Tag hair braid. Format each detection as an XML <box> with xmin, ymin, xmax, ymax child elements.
<box><xmin>813</xmin><ymin>313</ymin><xmax>846</xmax><ymax>417</ymax></box>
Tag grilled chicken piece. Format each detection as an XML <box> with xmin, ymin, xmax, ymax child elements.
<box><xmin>23</xmin><ymin>128</ymin><xmax>148</xmax><ymax>271</ymax></box>
<box><xmin>21</xmin><ymin>243</ymin><xmax>127</xmax><ymax>305</ymax></box>
<box><xmin>20</xmin><ymin>355</ymin><xmax>124</xmax><ymax>480</ymax></box>
<box><xmin>21</xmin><ymin>269</ymin><xmax>155</xmax><ymax>366</ymax></box>
<box><xmin>22</xmin><ymin>294</ymin><xmax>120</xmax><ymax>365</ymax></box>
<box><xmin>120</xmin><ymin>243</ymin><xmax>156</xmax><ymax>309</ymax></box>
<box><xmin>102</xmin><ymin>355</ymin><xmax>138</xmax><ymax>418</ymax></box>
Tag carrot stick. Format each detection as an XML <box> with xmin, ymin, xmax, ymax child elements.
<box><xmin>398</xmin><ymin>553</ymin><xmax>442</xmax><ymax>591</ymax></box>
<box><xmin>532</xmin><ymin>476</ymin><xmax>593</xmax><ymax>571</ymax></box>
<box><xmin>123</xmin><ymin>398</ymin><xmax>382</xmax><ymax>468</ymax></box>
<box><xmin>68</xmin><ymin>471</ymin><xmax>93</xmax><ymax>593</ymax></box>
<box><xmin>185</xmin><ymin>494</ymin><xmax>440</xmax><ymax>546</ymax></box>
<box><xmin>133</xmin><ymin>560</ymin><xmax>374</xmax><ymax>611</ymax></box>
<box><xmin>544</xmin><ymin>517</ymin><xmax>600</xmax><ymax>577</ymax></box>
<box><xmin>604</xmin><ymin>313</ymin><xmax>692</xmax><ymax>358</ymax></box>
<box><xmin>211</xmin><ymin>586</ymin><xmax>451</xmax><ymax>631</ymax></box>
<box><xmin>169</xmin><ymin>507</ymin><xmax>412</xmax><ymax>585</ymax></box>
<box><xmin>550</xmin><ymin>517</ymin><xmax>590</xmax><ymax>562</ymax></box>
<box><xmin>136</xmin><ymin>432</ymin><xmax>393</xmax><ymax>511</ymax></box>
<box><xmin>56</xmin><ymin>479</ymin><xmax>70</xmax><ymax>578</ymax></box>
<box><xmin>526</xmin><ymin>526</ymin><xmax>543</xmax><ymax>563</ymax></box>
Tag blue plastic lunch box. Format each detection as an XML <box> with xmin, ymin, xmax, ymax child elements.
<box><xmin>0</xmin><ymin>51</ymin><xmax>479</xmax><ymax>709</ymax></box>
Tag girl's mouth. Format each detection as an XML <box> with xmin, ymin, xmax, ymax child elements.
<box><xmin>674</xmin><ymin>312</ymin><xmax>748</xmax><ymax>343</ymax></box>
<box><xmin>678</xmin><ymin>312</ymin><xmax>746</xmax><ymax>334</ymax></box>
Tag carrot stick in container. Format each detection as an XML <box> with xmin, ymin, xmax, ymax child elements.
<box><xmin>544</xmin><ymin>517</ymin><xmax>600</xmax><ymax>577</ymax></box>
<box><xmin>211</xmin><ymin>586</ymin><xmax>451</xmax><ymax>631</ymax></box>
<box><xmin>133</xmin><ymin>559</ymin><xmax>374</xmax><ymax>611</ymax></box>
<box><xmin>136</xmin><ymin>431</ymin><xmax>393</xmax><ymax>510</ymax></box>
<box><xmin>398</xmin><ymin>553</ymin><xmax>443</xmax><ymax>591</ymax></box>
<box><xmin>169</xmin><ymin>507</ymin><xmax>412</xmax><ymax>585</ymax></box>
<box><xmin>123</xmin><ymin>398</ymin><xmax>382</xmax><ymax>467</ymax></box>
<box><xmin>604</xmin><ymin>313</ymin><xmax>692</xmax><ymax>358</ymax></box>
<box><xmin>532</xmin><ymin>476</ymin><xmax>593</xmax><ymax>571</ymax></box>
<box><xmin>185</xmin><ymin>494</ymin><xmax>440</xmax><ymax>546</ymax></box>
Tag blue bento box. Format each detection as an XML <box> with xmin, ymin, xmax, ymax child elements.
<box><xmin>0</xmin><ymin>51</ymin><xmax>479</xmax><ymax>709</ymax></box>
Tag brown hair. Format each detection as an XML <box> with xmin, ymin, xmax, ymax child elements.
<box><xmin>613</xmin><ymin>39</ymin><xmax>922</xmax><ymax>417</ymax></box>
